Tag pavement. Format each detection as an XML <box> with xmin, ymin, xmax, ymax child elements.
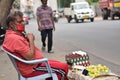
<box><xmin>0</xmin><ymin>16</ymin><xmax>119</xmax><ymax>80</ymax></box>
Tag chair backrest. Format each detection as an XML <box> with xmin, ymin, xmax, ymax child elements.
<box><xmin>1</xmin><ymin>46</ymin><xmax>58</xmax><ymax>80</ymax></box>
<box><xmin>1</xmin><ymin>46</ymin><xmax>23</xmax><ymax>75</ymax></box>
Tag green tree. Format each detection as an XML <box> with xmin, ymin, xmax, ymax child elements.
<box><xmin>63</xmin><ymin>0</ymin><xmax>72</xmax><ymax>7</ymax></box>
<box><xmin>0</xmin><ymin>0</ymin><xmax>15</xmax><ymax>26</ymax></box>
<box><xmin>86</xmin><ymin>0</ymin><xmax>93</xmax><ymax>5</ymax></box>
<box><xmin>57</xmin><ymin>0</ymin><xmax>73</xmax><ymax>8</ymax></box>
<box><xmin>13</xmin><ymin>0</ymin><xmax>20</xmax><ymax>9</ymax></box>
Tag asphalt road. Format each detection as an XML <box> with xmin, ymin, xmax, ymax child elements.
<box><xmin>53</xmin><ymin>17</ymin><xmax>120</xmax><ymax>65</ymax></box>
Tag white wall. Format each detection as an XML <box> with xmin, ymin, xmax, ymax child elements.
<box><xmin>47</xmin><ymin>0</ymin><xmax>58</xmax><ymax>11</ymax></box>
<box><xmin>20</xmin><ymin>0</ymin><xmax>27</xmax><ymax>12</ymax></box>
<box><xmin>33</xmin><ymin>0</ymin><xmax>41</xmax><ymax>17</ymax></box>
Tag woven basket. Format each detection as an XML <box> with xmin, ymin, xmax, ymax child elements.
<box><xmin>92</xmin><ymin>74</ymin><xmax>120</xmax><ymax>80</ymax></box>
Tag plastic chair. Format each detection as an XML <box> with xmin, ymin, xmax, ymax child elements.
<box><xmin>1</xmin><ymin>46</ymin><xmax>58</xmax><ymax>80</ymax></box>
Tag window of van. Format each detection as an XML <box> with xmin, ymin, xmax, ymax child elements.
<box><xmin>73</xmin><ymin>4</ymin><xmax>89</xmax><ymax>10</ymax></box>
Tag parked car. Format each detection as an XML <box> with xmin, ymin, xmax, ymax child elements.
<box><xmin>64</xmin><ymin>2</ymin><xmax>95</xmax><ymax>23</ymax></box>
<box><xmin>58</xmin><ymin>8</ymin><xmax>64</xmax><ymax>17</ymax></box>
<box><xmin>53</xmin><ymin>10</ymin><xmax>59</xmax><ymax>23</ymax></box>
<box><xmin>23</xmin><ymin>13</ymin><xmax>29</xmax><ymax>25</ymax></box>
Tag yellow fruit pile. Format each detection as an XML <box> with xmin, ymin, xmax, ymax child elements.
<box><xmin>86</xmin><ymin>64</ymin><xmax>109</xmax><ymax>78</ymax></box>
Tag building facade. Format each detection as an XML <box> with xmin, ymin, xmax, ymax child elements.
<box><xmin>20</xmin><ymin>0</ymin><xmax>82</xmax><ymax>17</ymax></box>
<box><xmin>20</xmin><ymin>0</ymin><xmax>58</xmax><ymax>17</ymax></box>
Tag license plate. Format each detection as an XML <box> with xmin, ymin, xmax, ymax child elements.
<box><xmin>83</xmin><ymin>15</ymin><xmax>89</xmax><ymax>18</ymax></box>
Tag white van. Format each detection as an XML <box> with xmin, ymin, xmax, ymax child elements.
<box><xmin>64</xmin><ymin>2</ymin><xmax>95</xmax><ymax>23</ymax></box>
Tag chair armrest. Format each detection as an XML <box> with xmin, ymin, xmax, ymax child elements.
<box><xmin>21</xmin><ymin>58</ymin><xmax>48</xmax><ymax>64</ymax></box>
<box><xmin>1</xmin><ymin>46</ymin><xmax>48</xmax><ymax>64</ymax></box>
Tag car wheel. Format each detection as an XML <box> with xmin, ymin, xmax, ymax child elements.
<box><xmin>68</xmin><ymin>16</ymin><xmax>72</xmax><ymax>23</ymax></box>
<box><xmin>110</xmin><ymin>12</ymin><xmax>115</xmax><ymax>20</ymax></box>
<box><xmin>75</xmin><ymin>15</ymin><xmax>79</xmax><ymax>23</ymax></box>
<box><xmin>102</xmin><ymin>10</ymin><xmax>108</xmax><ymax>20</ymax></box>
<box><xmin>90</xmin><ymin>18</ymin><xmax>94</xmax><ymax>22</ymax></box>
<box><xmin>81</xmin><ymin>19</ymin><xmax>84</xmax><ymax>22</ymax></box>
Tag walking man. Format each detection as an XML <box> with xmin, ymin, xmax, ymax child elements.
<box><xmin>36</xmin><ymin>0</ymin><xmax>55</xmax><ymax>53</ymax></box>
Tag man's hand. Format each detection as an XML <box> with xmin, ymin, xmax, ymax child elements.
<box><xmin>26</xmin><ymin>33</ymin><xmax>35</xmax><ymax>42</ymax></box>
<box><xmin>22</xmin><ymin>33</ymin><xmax>35</xmax><ymax>60</ymax></box>
<box><xmin>38</xmin><ymin>27</ymin><xmax>42</xmax><ymax>31</ymax></box>
<box><xmin>53</xmin><ymin>27</ymin><xmax>55</xmax><ymax>31</ymax></box>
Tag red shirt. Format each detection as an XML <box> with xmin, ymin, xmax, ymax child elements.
<box><xmin>2</xmin><ymin>30</ymin><xmax>44</xmax><ymax>76</ymax></box>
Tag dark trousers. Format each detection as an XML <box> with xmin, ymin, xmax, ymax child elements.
<box><xmin>41</xmin><ymin>29</ymin><xmax>53</xmax><ymax>52</ymax></box>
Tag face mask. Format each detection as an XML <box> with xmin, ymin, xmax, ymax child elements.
<box><xmin>16</xmin><ymin>24</ymin><xmax>25</xmax><ymax>32</ymax></box>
